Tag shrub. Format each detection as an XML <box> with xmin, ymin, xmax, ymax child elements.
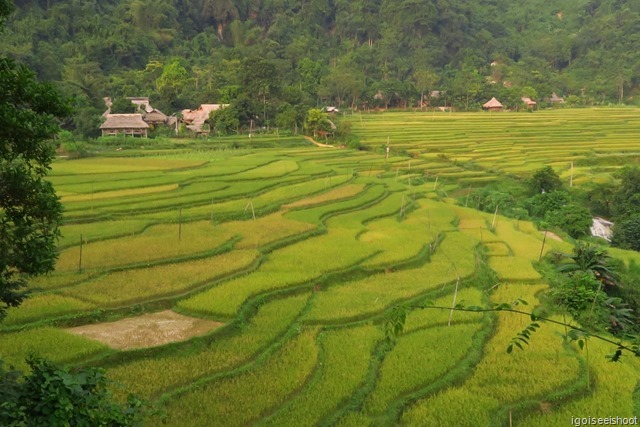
<box><xmin>528</xmin><ymin>166</ymin><xmax>563</xmax><ymax>195</ymax></box>
<box><xmin>545</xmin><ymin>203</ymin><xmax>592</xmax><ymax>238</ymax></box>
<box><xmin>523</xmin><ymin>191</ymin><xmax>570</xmax><ymax>218</ymax></box>
<box><xmin>550</xmin><ymin>271</ymin><xmax>603</xmax><ymax>316</ymax></box>
<box><xmin>612</xmin><ymin>213</ymin><xmax>640</xmax><ymax>251</ymax></box>
<box><xmin>0</xmin><ymin>357</ymin><xmax>145</xmax><ymax>426</ymax></box>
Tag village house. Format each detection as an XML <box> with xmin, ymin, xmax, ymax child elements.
<box><xmin>549</xmin><ymin>92</ymin><xmax>565</xmax><ymax>103</ymax></box>
<box><xmin>102</xmin><ymin>96</ymin><xmax>169</xmax><ymax>127</ymax></box>
<box><xmin>181</xmin><ymin>104</ymin><xmax>228</xmax><ymax>134</ymax></box>
<box><xmin>99</xmin><ymin>114</ymin><xmax>149</xmax><ymax>137</ymax></box>
<box><xmin>482</xmin><ymin>97</ymin><xmax>503</xmax><ymax>111</ymax></box>
<box><xmin>521</xmin><ymin>97</ymin><xmax>537</xmax><ymax>109</ymax></box>
<box><xmin>128</xmin><ymin>97</ymin><xmax>153</xmax><ymax>113</ymax></box>
<box><xmin>126</xmin><ymin>97</ymin><xmax>169</xmax><ymax>126</ymax></box>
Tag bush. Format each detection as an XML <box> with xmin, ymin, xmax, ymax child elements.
<box><xmin>612</xmin><ymin>213</ymin><xmax>640</xmax><ymax>251</ymax></box>
<box><xmin>545</xmin><ymin>203</ymin><xmax>592</xmax><ymax>238</ymax></box>
<box><xmin>528</xmin><ymin>166</ymin><xmax>563</xmax><ymax>195</ymax></box>
<box><xmin>60</xmin><ymin>141</ymin><xmax>88</xmax><ymax>159</ymax></box>
<box><xmin>524</xmin><ymin>191</ymin><xmax>570</xmax><ymax>218</ymax></box>
<box><xmin>0</xmin><ymin>357</ymin><xmax>146</xmax><ymax>426</ymax></box>
<box><xmin>550</xmin><ymin>271</ymin><xmax>603</xmax><ymax>316</ymax></box>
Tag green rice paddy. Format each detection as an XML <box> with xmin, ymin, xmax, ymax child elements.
<box><xmin>2</xmin><ymin>108</ymin><xmax>640</xmax><ymax>425</ymax></box>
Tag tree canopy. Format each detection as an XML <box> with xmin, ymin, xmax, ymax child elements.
<box><xmin>0</xmin><ymin>0</ymin><xmax>70</xmax><ymax>320</ymax></box>
<box><xmin>2</xmin><ymin>0</ymin><xmax>640</xmax><ymax>136</ymax></box>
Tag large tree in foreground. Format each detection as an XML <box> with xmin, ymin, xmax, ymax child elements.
<box><xmin>0</xmin><ymin>0</ymin><xmax>70</xmax><ymax>320</ymax></box>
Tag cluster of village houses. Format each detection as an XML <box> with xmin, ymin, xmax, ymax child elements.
<box><xmin>99</xmin><ymin>97</ymin><xmax>227</xmax><ymax>137</ymax></box>
<box><xmin>99</xmin><ymin>93</ymin><xmax>566</xmax><ymax>138</ymax></box>
<box><xmin>480</xmin><ymin>93</ymin><xmax>564</xmax><ymax>111</ymax></box>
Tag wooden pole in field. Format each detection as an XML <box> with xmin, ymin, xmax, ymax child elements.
<box><xmin>448</xmin><ymin>275</ymin><xmax>460</xmax><ymax>326</ymax></box>
<box><xmin>386</xmin><ymin>137</ymin><xmax>390</xmax><ymax>162</ymax></box>
<box><xmin>538</xmin><ymin>230</ymin><xmax>548</xmax><ymax>261</ymax></box>
<box><xmin>570</xmin><ymin>161</ymin><xmax>574</xmax><ymax>187</ymax></box>
<box><xmin>78</xmin><ymin>233</ymin><xmax>83</xmax><ymax>272</ymax></box>
<box><xmin>433</xmin><ymin>176</ymin><xmax>439</xmax><ymax>190</ymax></box>
<box><xmin>244</xmin><ymin>200</ymin><xmax>255</xmax><ymax>219</ymax></box>
<box><xmin>491</xmin><ymin>204</ymin><xmax>499</xmax><ymax>229</ymax></box>
<box><xmin>178</xmin><ymin>208</ymin><xmax>182</xmax><ymax>241</ymax></box>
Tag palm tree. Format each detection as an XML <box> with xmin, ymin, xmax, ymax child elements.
<box><xmin>556</xmin><ymin>240</ymin><xmax>618</xmax><ymax>288</ymax></box>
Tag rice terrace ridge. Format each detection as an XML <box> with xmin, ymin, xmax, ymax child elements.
<box><xmin>3</xmin><ymin>108</ymin><xmax>640</xmax><ymax>425</ymax></box>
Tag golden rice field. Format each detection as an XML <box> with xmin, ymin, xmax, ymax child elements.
<box><xmin>3</xmin><ymin>108</ymin><xmax>640</xmax><ymax>425</ymax></box>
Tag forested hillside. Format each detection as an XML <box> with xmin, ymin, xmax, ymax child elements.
<box><xmin>3</xmin><ymin>0</ymin><xmax>640</xmax><ymax>136</ymax></box>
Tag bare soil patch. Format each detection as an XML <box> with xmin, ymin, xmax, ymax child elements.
<box><xmin>303</xmin><ymin>135</ymin><xmax>335</xmax><ymax>148</ymax></box>
<box><xmin>542</xmin><ymin>230</ymin><xmax>563</xmax><ymax>241</ymax></box>
<box><xmin>66</xmin><ymin>310</ymin><xmax>223</xmax><ymax>350</ymax></box>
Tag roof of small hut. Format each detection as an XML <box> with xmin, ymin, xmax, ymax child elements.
<box><xmin>100</xmin><ymin>114</ymin><xmax>150</xmax><ymax>129</ymax></box>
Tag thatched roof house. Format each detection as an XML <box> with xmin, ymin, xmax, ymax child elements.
<box><xmin>143</xmin><ymin>109</ymin><xmax>169</xmax><ymax>125</ymax></box>
<box><xmin>521</xmin><ymin>97</ymin><xmax>537</xmax><ymax>108</ymax></box>
<box><xmin>550</xmin><ymin>92</ymin><xmax>565</xmax><ymax>103</ymax></box>
<box><xmin>100</xmin><ymin>114</ymin><xmax>149</xmax><ymax>137</ymax></box>
<box><xmin>181</xmin><ymin>104</ymin><xmax>228</xmax><ymax>134</ymax></box>
<box><xmin>128</xmin><ymin>97</ymin><xmax>153</xmax><ymax>113</ymax></box>
<box><xmin>482</xmin><ymin>97</ymin><xmax>503</xmax><ymax>111</ymax></box>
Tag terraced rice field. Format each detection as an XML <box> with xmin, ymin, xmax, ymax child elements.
<box><xmin>352</xmin><ymin>107</ymin><xmax>640</xmax><ymax>187</ymax></box>
<box><xmin>2</xmin><ymin>108</ymin><xmax>640</xmax><ymax>425</ymax></box>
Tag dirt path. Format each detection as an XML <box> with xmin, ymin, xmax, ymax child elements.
<box><xmin>303</xmin><ymin>135</ymin><xmax>335</xmax><ymax>148</ymax></box>
<box><xmin>542</xmin><ymin>230</ymin><xmax>563</xmax><ymax>241</ymax></box>
<box><xmin>66</xmin><ymin>310</ymin><xmax>223</xmax><ymax>350</ymax></box>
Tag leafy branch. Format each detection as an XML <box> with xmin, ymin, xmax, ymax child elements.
<box><xmin>384</xmin><ymin>300</ymin><xmax>640</xmax><ymax>361</ymax></box>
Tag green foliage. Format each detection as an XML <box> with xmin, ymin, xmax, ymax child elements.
<box><xmin>156</xmin><ymin>59</ymin><xmax>188</xmax><ymax>109</ymax></box>
<box><xmin>612</xmin><ymin>214</ymin><xmax>640</xmax><ymax>251</ymax></box>
<box><xmin>524</xmin><ymin>190</ymin><xmax>570</xmax><ymax>218</ymax></box>
<box><xmin>555</xmin><ymin>241</ymin><xmax>618</xmax><ymax>287</ymax></box>
<box><xmin>275</xmin><ymin>104</ymin><xmax>305</xmax><ymax>134</ymax></box>
<box><xmin>506</xmin><ymin>321</ymin><xmax>540</xmax><ymax>354</ymax></box>
<box><xmin>467</xmin><ymin>185</ymin><xmax>528</xmax><ymax>219</ymax></box>
<box><xmin>612</xmin><ymin>167</ymin><xmax>640</xmax><ymax>218</ymax></box>
<box><xmin>304</xmin><ymin>108</ymin><xmax>331</xmax><ymax>137</ymax></box>
<box><xmin>550</xmin><ymin>271</ymin><xmax>603</xmax><ymax>317</ymax></box>
<box><xmin>528</xmin><ymin>166</ymin><xmax>563</xmax><ymax>195</ymax></box>
<box><xmin>210</xmin><ymin>105</ymin><xmax>240</xmax><ymax>135</ymax></box>
<box><xmin>110</xmin><ymin>98</ymin><xmax>137</xmax><ymax>114</ymax></box>
<box><xmin>0</xmin><ymin>54</ymin><xmax>70</xmax><ymax>319</ymax></box>
<box><xmin>0</xmin><ymin>357</ymin><xmax>145</xmax><ymax>426</ymax></box>
<box><xmin>2</xmin><ymin>0</ymin><xmax>640</xmax><ymax>135</ymax></box>
<box><xmin>545</xmin><ymin>203</ymin><xmax>592</xmax><ymax>238</ymax></box>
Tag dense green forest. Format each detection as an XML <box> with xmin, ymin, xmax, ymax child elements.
<box><xmin>3</xmin><ymin>0</ymin><xmax>640</xmax><ymax>136</ymax></box>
